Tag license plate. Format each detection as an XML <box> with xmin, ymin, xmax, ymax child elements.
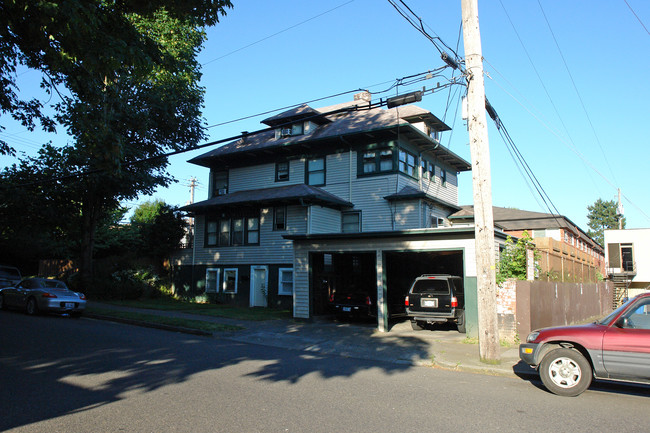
<box><xmin>422</xmin><ymin>298</ymin><xmax>438</xmax><ymax>308</ymax></box>
<box><xmin>64</xmin><ymin>302</ymin><xmax>75</xmax><ymax>309</ymax></box>
<box><xmin>342</xmin><ymin>306</ymin><xmax>352</xmax><ymax>312</ymax></box>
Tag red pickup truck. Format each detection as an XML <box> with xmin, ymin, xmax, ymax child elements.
<box><xmin>519</xmin><ymin>292</ymin><xmax>650</xmax><ymax>396</ymax></box>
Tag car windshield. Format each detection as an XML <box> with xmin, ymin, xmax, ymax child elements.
<box><xmin>42</xmin><ymin>280</ymin><xmax>68</xmax><ymax>289</ymax></box>
<box><xmin>411</xmin><ymin>279</ymin><xmax>450</xmax><ymax>295</ymax></box>
<box><xmin>597</xmin><ymin>296</ymin><xmax>637</xmax><ymax>325</ymax></box>
<box><xmin>0</xmin><ymin>268</ymin><xmax>20</xmax><ymax>278</ymax></box>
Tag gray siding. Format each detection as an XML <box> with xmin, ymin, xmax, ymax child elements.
<box><xmin>310</xmin><ymin>206</ymin><xmax>341</xmax><ymax>234</ymax></box>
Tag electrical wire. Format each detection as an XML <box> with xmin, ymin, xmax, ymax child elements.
<box><xmin>536</xmin><ymin>0</ymin><xmax>618</xmax><ymax>186</ymax></box>
<box><xmin>623</xmin><ymin>0</ymin><xmax>650</xmax><ymax>36</ymax></box>
<box><xmin>9</xmin><ymin>71</ymin><xmax>461</xmax><ymax>188</ymax></box>
<box><xmin>201</xmin><ymin>1</ymin><xmax>356</xmax><ymax>67</ymax></box>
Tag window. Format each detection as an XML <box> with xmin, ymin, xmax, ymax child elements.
<box><xmin>428</xmin><ymin>162</ymin><xmax>435</xmax><ymax>181</ymax></box>
<box><xmin>380</xmin><ymin>149</ymin><xmax>393</xmax><ymax>171</ymax></box>
<box><xmin>219</xmin><ymin>219</ymin><xmax>230</xmax><ymax>246</ymax></box>
<box><xmin>274</xmin><ymin>207</ymin><xmax>286</xmax><ymax>231</ymax></box>
<box><xmin>205</xmin><ymin>268</ymin><xmax>220</xmax><ymax>293</ymax></box>
<box><xmin>223</xmin><ymin>269</ymin><xmax>238</xmax><ymax>293</ymax></box>
<box><xmin>360</xmin><ymin>148</ymin><xmax>394</xmax><ymax>174</ymax></box>
<box><xmin>206</xmin><ymin>221</ymin><xmax>218</xmax><ymax>246</ymax></box>
<box><xmin>440</xmin><ymin>168</ymin><xmax>447</xmax><ymax>185</ymax></box>
<box><xmin>275</xmin><ymin>161</ymin><xmax>289</xmax><ymax>181</ymax></box>
<box><xmin>363</xmin><ymin>151</ymin><xmax>377</xmax><ymax>173</ymax></box>
<box><xmin>278</xmin><ymin>268</ymin><xmax>293</xmax><ymax>296</ymax></box>
<box><xmin>232</xmin><ymin>218</ymin><xmax>244</xmax><ymax>245</ymax></box>
<box><xmin>398</xmin><ymin>150</ymin><xmax>417</xmax><ymax>177</ymax></box>
<box><xmin>342</xmin><ymin>211</ymin><xmax>361</xmax><ymax>233</ymax></box>
<box><xmin>420</xmin><ymin>160</ymin><xmax>428</xmax><ymax>179</ymax></box>
<box><xmin>212</xmin><ymin>171</ymin><xmax>228</xmax><ymax>196</ymax></box>
<box><xmin>307</xmin><ymin>157</ymin><xmax>325</xmax><ymax>185</ymax></box>
<box><xmin>291</xmin><ymin>122</ymin><xmax>304</xmax><ymax>136</ymax></box>
<box><xmin>206</xmin><ymin>214</ymin><xmax>260</xmax><ymax>247</ymax></box>
<box><xmin>247</xmin><ymin>217</ymin><xmax>260</xmax><ymax>244</ymax></box>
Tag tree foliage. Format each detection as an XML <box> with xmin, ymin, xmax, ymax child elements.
<box><xmin>131</xmin><ymin>199</ymin><xmax>186</xmax><ymax>263</ymax></box>
<box><xmin>586</xmin><ymin>198</ymin><xmax>623</xmax><ymax>245</ymax></box>
<box><xmin>1</xmin><ymin>0</ymin><xmax>232</xmax><ymax>282</ymax></box>
<box><xmin>496</xmin><ymin>231</ymin><xmax>539</xmax><ymax>285</ymax></box>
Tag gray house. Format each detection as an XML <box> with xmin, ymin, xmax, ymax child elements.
<box><xmin>175</xmin><ymin>92</ymin><xmax>509</xmax><ymax>334</ymax></box>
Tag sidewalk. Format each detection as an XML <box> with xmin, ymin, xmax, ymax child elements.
<box><xmin>86</xmin><ymin>302</ymin><xmax>536</xmax><ymax>379</ymax></box>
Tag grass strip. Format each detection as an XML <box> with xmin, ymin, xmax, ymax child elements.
<box><xmin>104</xmin><ymin>299</ymin><xmax>291</xmax><ymax>321</ymax></box>
<box><xmin>87</xmin><ymin>307</ymin><xmax>243</xmax><ymax>332</ymax></box>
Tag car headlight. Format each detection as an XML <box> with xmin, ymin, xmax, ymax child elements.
<box><xmin>526</xmin><ymin>331</ymin><xmax>540</xmax><ymax>343</ymax></box>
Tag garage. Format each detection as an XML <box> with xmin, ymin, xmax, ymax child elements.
<box><xmin>289</xmin><ymin>227</ymin><xmax>494</xmax><ymax>333</ymax></box>
<box><xmin>309</xmin><ymin>249</ymin><xmax>465</xmax><ymax>325</ymax></box>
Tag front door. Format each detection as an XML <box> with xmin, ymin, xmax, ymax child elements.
<box><xmin>250</xmin><ymin>266</ymin><xmax>268</xmax><ymax>307</ymax></box>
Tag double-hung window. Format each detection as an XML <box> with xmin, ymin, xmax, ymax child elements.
<box><xmin>247</xmin><ymin>217</ymin><xmax>260</xmax><ymax>244</ymax></box>
<box><xmin>223</xmin><ymin>269</ymin><xmax>238</xmax><ymax>293</ymax></box>
<box><xmin>205</xmin><ymin>268</ymin><xmax>220</xmax><ymax>293</ymax></box>
<box><xmin>307</xmin><ymin>157</ymin><xmax>325</xmax><ymax>185</ymax></box>
<box><xmin>206</xmin><ymin>214</ymin><xmax>260</xmax><ymax>247</ymax></box>
<box><xmin>342</xmin><ymin>211</ymin><xmax>361</xmax><ymax>233</ymax></box>
<box><xmin>278</xmin><ymin>268</ymin><xmax>293</xmax><ymax>296</ymax></box>
<box><xmin>360</xmin><ymin>148</ymin><xmax>394</xmax><ymax>175</ymax></box>
<box><xmin>274</xmin><ymin>207</ymin><xmax>286</xmax><ymax>231</ymax></box>
<box><xmin>440</xmin><ymin>168</ymin><xmax>447</xmax><ymax>186</ymax></box>
<box><xmin>206</xmin><ymin>221</ymin><xmax>218</xmax><ymax>246</ymax></box>
<box><xmin>398</xmin><ymin>150</ymin><xmax>417</xmax><ymax>178</ymax></box>
<box><xmin>212</xmin><ymin>171</ymin><xmax>228</xmax><ymax>196</ymax></box>
<box><xmin>276</xmin><ymin>161</ymin><xmax>289</xmax><ymax>181</ymax></box>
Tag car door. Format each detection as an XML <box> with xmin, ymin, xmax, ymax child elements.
<box><xmin>602</xmin><ymin>298</ymin><xmax>650</xmax><ymax>379</ymax></box>
<box><xmin>3</xmin><ymin>281</ymin><xmax>25</xmax><ymax>307</ymax></box>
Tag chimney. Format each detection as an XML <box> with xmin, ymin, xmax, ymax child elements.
<box><xmin>354</xmin><ymin>91</ymin><xmax>372</xmax><ymax>103</ymax></box>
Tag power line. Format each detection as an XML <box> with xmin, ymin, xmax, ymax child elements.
<box><xmin>201</xmin><ymin>1</ymin><xmax>356</xmax><ymax>67</ymax></box>
<box><xmin>10</xmin><ymin>71</ymin><xmax>460</xmax><ymax>188</ymax></box>
<box><xmin>536</xmin><ymin>0</ymin><xmax>618</xmax><ymax>186</ymax></box>
<box><xmin>623</xmin><ymin>0</ymin><xmax>650</xmax><ymax>36</ymax></box>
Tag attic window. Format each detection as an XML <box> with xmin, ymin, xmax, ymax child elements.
<box><xmin>275</xmin><ymin>122</ymin><xmax>304</xmax><ymax>139</ymax></box>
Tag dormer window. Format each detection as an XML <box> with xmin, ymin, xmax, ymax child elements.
<box><xmin>212</xmin><ymin>171</ymin><xmax>228</xmax><ymax>196</ymax></box>
<box><xmin>275</xmin><ymin>122</ymin><xmax>305</xmax><ymax>139</ymax></box>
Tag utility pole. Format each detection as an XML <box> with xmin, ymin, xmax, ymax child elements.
<box><xmin>461</xmin><ymin>0</ymin><xmax>500</xmax><ymax>362</ymax></box>
<box><xmin>617</xmin><ymin>188</ymin><xmax>624</xmax><ymax>230</ymax></box>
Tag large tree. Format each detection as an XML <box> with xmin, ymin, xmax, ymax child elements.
<box><xmin>586</xmin><ymin>198</ymin><xmax>624</xmax><ymax>245</ymax></box>
<box><xmin>1</xmin><ymin>1</ymin><xmax>232</xmax><ymax>283</ymax></box>
<box><xmin>131</xmin><ymin>200</ymin><xmax>186</xmax><ymax>269</ymax></box>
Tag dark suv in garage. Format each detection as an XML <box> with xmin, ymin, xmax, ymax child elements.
<box><xmin>405</xmin><ymin>274</ymin><xmax>465</xmax><ymax>333</ymax></box>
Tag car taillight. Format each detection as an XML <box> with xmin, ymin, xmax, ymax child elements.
<box><xmin>451</xmin><ymin>296</ymin><xmax>458</xmax><ymax>308</ymax></box>
<box><xmin>78</xmin><ymin>293</ymin><xmax>87</xmax><ymax>300</ymax></box>
<box><xmin>41</xmin><ymin>292</ymin><xmax>57</xmax><ymax>298</ymax></box>
<box><xmin>405</xmin><ymin>296</ymin><xmax>409</xmax><ymax>306</ymax></box>
<box><xmin>366</xmin><ymin>296</ymin><xmax>372</xmax><ymax>306</ymax></box>
<box><xmin>329</xmin><ymin>294</ymin><xmax>334</xmax><ymax>303</ymax></box>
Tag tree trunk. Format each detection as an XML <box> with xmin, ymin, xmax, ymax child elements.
<box><xmin>79</xmin><ymin>193</ymin><xmax>102</xmax><ymax>288</ymax></box>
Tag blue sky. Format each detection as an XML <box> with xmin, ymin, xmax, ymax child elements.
<box><xmin>2</xmin><ymin>0</ymin><xmax>649</xmax><ymax>231</ymax></box>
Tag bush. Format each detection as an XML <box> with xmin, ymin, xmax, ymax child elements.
<box><xmin>69</xmin><ymin>267</ymin><xmax>172</xmax><ymax>300</ymax></box>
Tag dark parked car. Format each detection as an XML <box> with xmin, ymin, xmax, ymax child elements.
<box><xmin>405</xmin><ymin>274</ymin><xmax>465</xmax><ymax>333</ymax></box>
<box><xmin>329</xmin><ymin>287</ymin><xmax>376</xmax><ymax>318</ymax></box>
<box><xmin>0</xmin><ymin>278</ymin><xmax>86</xmax><ymax>316</ymax></box>
<box><xmin>0</xmin><ymin>265</ymin><xmax>21</xmax><ymax>288</ymax></box>
<box><xmin>519</xmin><ymin>292</ymin><xmax>650</xmax><ymax>396</ymax></box>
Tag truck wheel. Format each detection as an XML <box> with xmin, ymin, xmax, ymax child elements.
<box><xmin>410</xmin><ymin>320</ymin><xmax>424</xmax><ymax>330</ymax></box>
<box><xmin>456</xmin><ymin>310</ymin><xmax>466</xmax><ymax>333</ymax></box>
<box><xmin>539</xmin><ymin>347</ymin><xmax>592</xmax><ymax>397</ymax></box>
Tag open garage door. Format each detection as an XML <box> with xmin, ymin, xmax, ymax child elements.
<box><xmin>385</xmin><ymin>250</ymin><xmax>464</xmax><ymax>316</ymax></box>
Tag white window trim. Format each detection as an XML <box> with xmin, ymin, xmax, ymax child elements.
<box><xmin>222</xmin><ymin>268</ymin><xmax>238</xmax><ymax>294</ymax></box>
<box><xmin>205</xmin><ymin>268</ymin><xmax>220</xmax><ymax>293</ymax></box>
<box><xmin>278</xmin><ymin>268</ymin><xmax>294</xmax><ymax>296</ymax></box>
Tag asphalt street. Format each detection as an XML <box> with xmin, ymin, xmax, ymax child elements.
<box><xmin>1</xmin><ymin>310</ymin><xmax>649</xmax><ymax>433</ymax></box>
